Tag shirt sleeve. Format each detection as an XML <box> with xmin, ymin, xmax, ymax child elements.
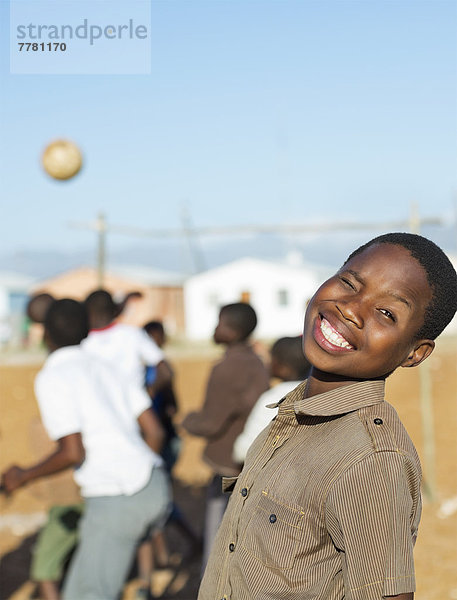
<box><xmin>126</xmin><ymin>382</ymin><xmax>153</xmax><ymax>419</ymax></box>
<box><xmin>137</xmin><ymin>329</ymin><xmax>164</xmax><ymax>366</ymax></box>
<box><xmin>325</xmin><ymin>451</ymin><xmax>420</xmax><ymax>599</ymax></box>
<box><xmin>182</xmin><ymin>362</ymin><xmax>244</xmax><ymax>439</ymax></box>
<box><xmin>34</xmin><ymin>370</ymin><xmax>82</xmax><ymax>441</ymax></box>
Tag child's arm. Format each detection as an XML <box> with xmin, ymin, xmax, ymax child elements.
<box><xmin>1</xmin><ymin>433</ymin><xmax>84</xmax><ymax>493</ymax></box>
<box><xmin>146</xmin><ymin>360</ymin><xmax>173</xmax><ymax>398</ymax></box>
<box><xmin>181</xmin><ymin>364</ymin><xmax>240</xmax><ymax>439</ymax></box>
<box><xmin>325</xmin><ymin>452</ymin><xmax>420</xmax><ymax>599</ymax></box>
<box><xmin>137</xmin><ymin>408</ymin><xmax>165</xmax><ymax>454</ymax></box>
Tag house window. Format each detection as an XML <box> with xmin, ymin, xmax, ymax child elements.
<box><xmin>278</xmin><ymin>289</ymin><xmax>289</xmax><ymax>306</ymax></box>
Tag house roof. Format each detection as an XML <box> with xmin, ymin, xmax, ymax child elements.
<box><xmin>187</xmin><ymin>256</ymin><xmax>333</xmax><ymax>282</ymax></box>
<box><xmin>109</xmin><ymin>264</ymin><xmax>185</xmax><ymax>286</ymax></box>
<box><xmin>32</xmin><ymin>264</ymin><xmax>185</xmax><ymax>299</ymax></box>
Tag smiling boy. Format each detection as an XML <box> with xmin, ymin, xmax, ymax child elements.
<box><xmin>198</xmin><ymin>233</ymin><xmax>457</xmax><ymax>600</ymax></box>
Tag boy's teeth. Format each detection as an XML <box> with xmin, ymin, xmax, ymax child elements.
<box><xmin>320</xmin><ymin>318</ymin><xmax>353</xmax><ymax>349</ymax></box>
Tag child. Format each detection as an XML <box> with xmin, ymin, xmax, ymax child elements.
<box><xmin>1</xmin><ymin>299</ymin><xmax>170</xmax><ymax>600</ymax></box>
<box><xmin>182</xmin><ymin>302</ymin><xmax>269</xmax><ymax>570</ymax></box>
<box><xmin>83</xmin><ymin>289</ymin><xmax>170</xmax><ymax>391</ymax></box>
<box><xmin>26</xmin><ymin>292</ymin><xmax>55</xmax><ymax>323</ymax></box>
<box><xmin>136</xmin><ymin>320</ymin><xmax>200</xmax><ymax>593</ymax></box>
<box><xmin>233</xmin><ymin>335</ymin><xmax>311</xmax><ymax>463</ymax></box>
<box><xmin>143</xmin><ymin>320</ymin><xmax>180</xmax><ymax>470</ymax></box>
<box><xmin>25</xmin><ymin>292</ymin><xmax>81</xmax><ymax>600</ymax></box>
<box><xmin>198</xmin><ymin>233</ymin><xmax>457</xmax><ymax>600</ymax></box>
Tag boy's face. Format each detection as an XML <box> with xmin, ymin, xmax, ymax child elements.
<box><xmin>213</xmin><ymin>312</ymin><xmax>239</xmax><ymax>345</ymax></box>
<box><xmin>303</xmin><ymin>243</ymin><xmax>434</xmax><ymax>380</ymax></box>
<box><xmin>149</xmin><ymin>330</ymin><xmax>165</xmax><ymax>348</ymax></box>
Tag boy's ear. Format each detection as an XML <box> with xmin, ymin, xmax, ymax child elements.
<box><xmin>401</xmin><ymin>339</ymin><xmax>435</xmax><ymax>369</ymax></box>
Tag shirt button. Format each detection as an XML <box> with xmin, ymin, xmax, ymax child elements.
<box><xmin>269</xmin><ymin>514</ymin><xmax>277</xmax><ymax>523</ymax></box>
<box><xmin>241</xmin><ymin>487</ymin><xmax>248</xmax><ymax>497</ymax></box>
<box><xmin>374</xmin><ymin>418</ymin><xmax>383</xmax><ymax>425</ymax></box>
<box><xmin>229</xmin><ymin>542</ymin><xmax>235</xmax><ymax>552</ymax></box>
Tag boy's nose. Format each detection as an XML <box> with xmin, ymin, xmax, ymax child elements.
<box><xmin>336</xmin><ymin>301</ymin><xmax>364</xmax><ymax>329</ymax></box>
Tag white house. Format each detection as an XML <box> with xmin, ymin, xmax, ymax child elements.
<box><xmin>184</xmin><ymin>256</ymin><xmax>332</xmax><ymax>340</ymax></box>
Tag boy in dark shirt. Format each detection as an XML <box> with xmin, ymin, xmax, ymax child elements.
<box><xmin>199</xmin><ymin>233</ymin><xmax>457</xmax><ymax>600</ymax></box>
<box><xmin>182</xmin><ymin>302</ymin><xmax>269</xmax><ymax>570</ymax></box>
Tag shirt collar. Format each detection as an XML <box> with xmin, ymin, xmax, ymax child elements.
<box><xmin>90</xmin><ymin>321</ymin><xmax>117</xmax><ymax>333</ymax></box>
<box><xmin>283</xmin><ymin>379</ymin><xmax>385</xmax><ymax>417</ymax></box>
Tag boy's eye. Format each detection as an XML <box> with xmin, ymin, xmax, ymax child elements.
<box><xmin>379</xmin><ymin>308</ymin><xmax>396</xmax><ymax>322</ymax></box>
<box><xmin>340</xmin><ymin>276</ymin><xmax>356</xmax><ymax>290</ymax></box>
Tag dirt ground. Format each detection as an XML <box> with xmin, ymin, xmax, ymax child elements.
<box><xmin>0</xmin><ymin>338</ymin><xmax>456</xmax><ymax>600</ymax></box>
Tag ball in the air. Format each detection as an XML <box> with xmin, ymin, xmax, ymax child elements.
<box><xmin>42</xmin><ymin>139</ymin><xmax>83</xmax><ymax>180</ymax></box>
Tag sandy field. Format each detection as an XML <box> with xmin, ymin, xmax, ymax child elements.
<box><xmin>0</xmin><ymin>337</ymin><xmax>456</xmax><ymax>599</ymax></box>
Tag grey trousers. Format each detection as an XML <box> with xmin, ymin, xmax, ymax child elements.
<box><xmin>202</xmin><ymin>475</ymin><xmax>229</xmax><ymax>574</ymax></box>
<box><xmin>62</xmin><ymin>467</ymin><xmax>171</xmax><ymax>600</ymax></box>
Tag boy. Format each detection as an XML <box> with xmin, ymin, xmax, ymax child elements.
<box><xmin>26</xmin><ymin>292</ymin><xmax>55</xmax><ymax>323</ymax></box>
<box><xmin>83</xmin><ymin>289</ymin><xmax>170</xmax><ymax>391</ymax></box>
<box><xmin>24</xmin><ymin>292</ymin><xmax>81</xmax><ymax>600</ymax></box>
<box><xmin>198</xmin><ymin>233</ymin><xmax>457</xmax><ymax>600</ymax></box>
<box><xmin>182</xmin><ymin>302</ymin><xmax>269</xmax><ymax>569</ymax></box>
<box><xmin>136</xmin><ymin>320</ymin><xmax>200</xmax><ymax>593</ymax></box>
<box><xmin>1</xmin><ymin>299</ymin><xmax>170</xmax><ymax>600</ymax></box>
<box><xmin>233</xmin><ymin>335</ymin><xmax>310</xmax><ymax>463</ymax></box>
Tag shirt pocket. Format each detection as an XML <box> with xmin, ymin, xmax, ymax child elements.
<box><xmin>241</xmin><ymin>492</ymin><xmax>304</xmax><ymax>570</ymax></box>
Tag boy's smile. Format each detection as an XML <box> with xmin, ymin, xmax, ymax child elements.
<box><xmin>303</xmin><ymin>243</ymin><xmax>434</xmax><ymax>382</ymax></box>
<box><xmin>314</xmin><ymin>315</ymin><xmax>355</xmax><ymax>351</ymax></box>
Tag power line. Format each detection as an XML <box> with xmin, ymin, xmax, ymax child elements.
<box><xmin>69</xmin><ymin>205</ymin><xmax>446</xmax><ymax>284</ymax></box>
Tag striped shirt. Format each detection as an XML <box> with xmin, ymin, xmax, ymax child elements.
<box><xmin>198</xmin><ymin>379</ymin><xmax>421</xmax><ymax>600</ymax></box>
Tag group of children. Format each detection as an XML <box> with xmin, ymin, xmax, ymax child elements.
<box><xmin>1</xmin><ymin>232</ymin><xmax>456</xmax><ymax>600</ymax></box>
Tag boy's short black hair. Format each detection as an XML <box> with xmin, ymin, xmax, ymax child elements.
<box><xmin>45</xmin><ymin>299</ymin><xmax>89</xmax><ymax>348</ymax></box>
<box><xmin>144</xmin><ymin>320</ymin><xmax>165</xmax><ymax>336</ymax></box>
<box><xmin>271</xmin><ymin>336</ymin><xmax>311</xmax><ymax>379</ymax></box>
<box><xmin>84</xmin><ymin>289</ymin><xmax>117</xmax><ymax>320</ymax></box>
<box><xmin>345</xmin><ymin>232</ymin><xmax>457</xmax><ymax>340</ymax></box>
<box><xmin>220</xmin><ymin>302</ymin><xmax>258</xmax><ymax>340</ymax></box>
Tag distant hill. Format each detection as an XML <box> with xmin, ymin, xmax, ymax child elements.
<box><xmin>1</xmin><ymin>224</ymin><xmax>455</xmax><ymax>280</ymax></box>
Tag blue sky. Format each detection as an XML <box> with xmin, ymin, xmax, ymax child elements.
<box><xmin>1</xmin><ymin>0</ymin><xmax>456</xmax><ymax>264</ymax></box>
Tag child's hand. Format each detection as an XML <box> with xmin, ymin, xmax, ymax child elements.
<box><xmin>1</xmin><ymin>466</ymin><xmax>28</xmax><ymax>494</ymax></box>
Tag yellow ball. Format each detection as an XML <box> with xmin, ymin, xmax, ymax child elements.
<box><xmin>42</xmin><ymin>139</ymin><xmax>83</xmax><ymax>180</ymax></box>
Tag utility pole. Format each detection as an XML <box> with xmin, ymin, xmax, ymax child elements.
<box><xmin>95</xmin><ymin>213</ymin><xmax>107</xmax><ymax>287</ymax></box>
<box><xmin>407</xmin><ymin>201</ymin><xmax>436</xmax><ymax>502</ymax></box>
<box><xmin>70</xmin><ymin>203</ymin><xmax>444</xmax><ymax>283</ymax></box>
<box><xmin>180</xmin><ymin>204</ymin><xmax>206</xmax><ymax>274</ymax></box>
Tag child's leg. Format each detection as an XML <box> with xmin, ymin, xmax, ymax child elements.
<box><xmin>31</xmin><ymin>504</ymin><xmax>83</xmax><ymax>599</ymax></box>
<box><xmin>62</xmin><ymin>467</ymin><xmax>170</xmax><ymax>600</ymax></box>
<box><xmin>151</xmin><ymin>529</ymin><xmax>170</xmax><ymax>567</ymax></box>
<box><xmin>202</xmin><ymin>475</ymin><xmax>229</xmax><ymax>574</ymax></box>
<box><xmin>37</xmin><ymin>580</ymin><xmax>60</xmax><ymax>600</ymax></box>
<box><xmin>169</xmin><ymin>503</ymin><xmax>201</xmax><ymax>547</ymax></box>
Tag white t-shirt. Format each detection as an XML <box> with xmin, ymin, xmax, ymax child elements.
<box><xmin>82</xmin><ymin>323</ymin><xmax>164</xmax><ymax>389</ymax></box>
<box><xmin>35</xmin><ymin>346</ymin><xmax>162</xmax><ymax>497</ymax></box>
<box><xmin>233</xmin><ymin>380</ymin><xmax>302</xmax><ymax>463</ymax></box>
